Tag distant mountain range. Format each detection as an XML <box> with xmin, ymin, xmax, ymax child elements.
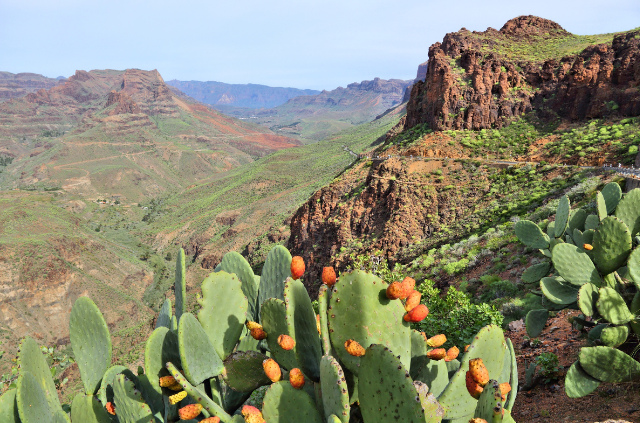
<box><xmin>166</xmin><ymin>80</ymin><xmax>320</xmax><ymax>109</ymax></box>
<box><xmin>0</xmin><ymin>72</ymin><xmax>64</xmax><ymax>102</ymax></box>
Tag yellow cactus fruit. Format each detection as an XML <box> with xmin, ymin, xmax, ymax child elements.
<box><xmin>166</xmin><ymin>382</ymin><xmax>183</xmax><ymax>391</ymax></box>
<box><xmin>499</xmin><ymin>382</ymin><xmax>511</xmax><ymax>401</ymax></box>
<box><xmin>465</xmin><ymin>370</ymin><xmax>484</xmax><ymax>399</ymax></box>
<box><xmin>277</xmin><ymin>334</ymin><xmax>295</xmax><ymax>350</ymax></box>
<box><xmin>289</xmin><ymin>368</ymin><xmax>305</xmax><ymax>389</ymax></box>
<box><xmin>426</xmin><ymin>334</ymin><xmax>447</xmax><ymax>348</ymax></box>
<box><xmin>169</xmin><ymin>390</ymin><xmax>187</xmax><ymax>405</ymax></box>
<box><xmin>178</xmin><ymin>404</ymin><xmax>203</xmax><ymax>420</ymax></box>
<box><xmin>344</xmin><ymin>339</ymin><xmax>366</xmax><ymax>357</ymax></box>
<box><xmin>159</xmin><ymin>375</ymin><xmax>177</xmax><ymax>387</ymax></box>
<box><xmin>316</xmin><ymin>315</ymin><xmax>321</xmax><ymax>335</ymax></box>
<box><xmin>262</xmin><ymin>358</ymin><xmax>282</xmax><ymax>383</ymax></box>
<box><xmin>246</xmin><ymin>321</ymin><xmax>263</xmax><ymax>331</ymax></box>
<box><xmin>426</xmin><ymin>348</ymin><xmax>447</xmax><ymax>360</ymax></box>
<box><xmin>445</xmin><ymin>346</ymin><xmax>460</xmax><ymax>362</ymax></box>
<box><xmin>404</xmin><ymin>290</ymin><xmax>422</xmax><ymax>312</ymax></box>
<box><xmin>469</xmin><ymin>358</ymin><xmax>490</xmax><ymax>386</ymax></box>
<box><xmin>583</xmin><ymin>243</ymin><xmax>593</xmax><ymax>250</ymax></box>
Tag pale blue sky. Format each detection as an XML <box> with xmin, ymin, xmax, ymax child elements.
<box><xmin>1</xmin><ymin>0</ymin><xmax>639</xmax><ymax>90</ymax></box>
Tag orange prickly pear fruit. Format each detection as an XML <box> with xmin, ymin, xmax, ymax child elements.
<box><xmin>420</xmin><ymin>332</ymin><xmax>427</xmax><ymax>341</ymax></box>
<box><xmin>277</xmin><ymin>334</ymin><xmax>295</xmax><ymax>350</ymax></box>
<box><xmin>289</xmin><ymin>368</ymin><xmax>305</xmax><ymax>389</ymax></box>
<box><xmin>583</xmin><ymin>243</ymin><xmax>593</xmax><ymax>250</ymax></box>
<box><xmin>404</xmin><ymin>304</ymin><xmax>429</xmax><ymax>322</ymax></box>
<box><xmin>469</xmin><ymin>358</ymin><xmax>490</xmax><ymax>386</ymax></box>
<box><xmin>105</xmin><ymin>402</ymin><xmax>116</xmax><ymax>415</ymax></box>
<box><xmin>291</xmin><ymin>256</ymin><xmax>305</xmax><ymax>280</ymax></box>
<box><xmin>250</xmin><ymin>327</ymin><xmax>267</xmax><ymax>340</ymax></box>
<box><xmin>499</xmin><ymin>382</ymin><xmax>511</xmax><ymax>401</ymax></box>
<box><xmin>262</xmin><ymin>358</ymin><xmax>282</xmax><ymax>382</ymax></box>
<box><xmin>400</xmin><ymin>277</ymin><xmax>416</xmax><ymax>299</ymax></box>
<box><xmin>159</xmin><ymin>375</ymin><xmax>177</xmax><ymax>387</ymax></box>
<box><xmin>445</xmin><ymin>346</ymin><xmax>459</xmax><ymax>361</ymax></box>
<box><xmin>316</xmin><ymin>314</ymin><xmax>321</xmax><ymax>334</ymax></box>
<box><xmin>426</xmin><ymin>334</ymin><xmax>447</xmax><ymax>348</ymax></box>
<box><xmin>246</xmin><ymin>321</ymin><xmax>262</xmax><ymax>331</ymax></box>
<box><xmin>242</xmin><ymin>405</ymin><xmax>266</xmax><ymax>423</ymax></box>
<box><xmin>465</xmin><ymin>370</ymin><xmax>484</xmax><ymax>399</ymax></box>
<box><xmin>404</xmin><ymin>290</ymin><xmax>421</xmax><ymax>312</ymax></box>
<box><xmin>322</xmin><ymin>267</ymin><xmax>337</xmax><ymax>286</ymax></box>
<box><xmin>201</xmin><ymin>417</ymin><xmax>221</xmax><ymax>423</ymax></box>
<box><xmin>169</xmin><ymin>390</ymin><xmax>187</xmax><ymax>405</ymax></box>
<box><xmin>178</xmin><ymin>403</ymin><xmax>203</xmax><ymax>420</ymax></box>
<box><xmin>166</xmin><ymin>382</ymin><xmax>182</xmax><ymax>391</ymax></box>
<box><xmin>469</xmin><ymin>419</ymin><xmax>488</xmax><ymax>423</ymax></box>
<box><xmin>344</xmin><ymin>339</ymin><xmax>366</xmax><ymax>357</ymax></box>
<box><xmin>426</xmin><ymin>348</ymin><xmax>446</xmax><ymax>360</ymax></box>
<box><xmin>464</xmin><ymin>344</ymin><xmax>470</xmax><ymax>352</ymax></box>
<box><xmin>386</xmin><ymin>281</ymin><xmax>404</xmax><ymax>299</ymax></box>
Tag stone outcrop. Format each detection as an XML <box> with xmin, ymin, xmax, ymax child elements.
<box><xmin>406</xmin><ymin>16</ymin><xmax>640</xmax><ymax>131</ymax></box>
<box><xmin>105</xmin><ymin>91</ymin><xmax>142</xmax><ymax>115</ymax></box>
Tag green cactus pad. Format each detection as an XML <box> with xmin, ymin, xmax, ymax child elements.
<box><xmin>144</xmin><ymin>326</ymin><xmax>181</xmax><ymax>395</ymax></box>
<box><xmin>600</xmin><ymin>325</ymin><xmax>629</xmax><ymax>347</ymax></box>
<box><xmin>175</xmin><ymin>248</ymin><xmax>187</xmax><ymax>323</ymax></box>
<box><xmin>473</xmin><ymin>380</ymin><xmax>502</xmax><ymax>421</ymax></box>
<box><xmin>514</xmin><ymin>220</ymin><xmax>549</xmax><ymax>248</ymax></box>
<box><xmin>17</xmin><ymin>337</ymin><xmax>63</xmax><ymax>416</ymax></box>
<box><xmin>554</xmin><ymin>195</ymin><xmax>571</xmax><ymax>238</ymax></box>
<box><xmin>584</xmin><ymin>215</ymin><xmax>600</xmax><ymax>231</ymax></box>
<box><xmin>565</xmin><ymin>361</ymin><xmax>600</xmax><ymax>398</ymax></box>
<box><xmin>446</xmin><ymin>358</ymin><xmax>461</xmax><ymax>380</ymax></box>
<box><xmin>197</xmin><ymin>271</ymin><xmax>248</xmax><ymax>360</ymax></box>
<box><xmin>565</xmin><ymin>234</ymin><xmax>575</xmax><ymax>245</ymax></box>
<box><xmin>410</xmin><ymin>329</ymin><xmax>428</xmax><ymax>370</ymax></box>
<box><xmin>546</xmin><ymin>221</ymin><xmax>555</xmax><ymax>239</ymax></box>
<box><xmin>171</xmin><ymin>315</ymin><xmax>178</xmax><ymax>331</ymax></box>
<box><xmin>597</xmin><ymin>191</ymin><xmax>607</xmax><ymax>220</ymax></box>
<box><xmin>71</xmin><ymin>394</ymin><xmax>112</xmax><ymax>423</ymax></box>
<box><xmin>221</xmin><ymin>350</ymin><xmax>271</xmax><ymax>392</ymax></box>
<box><xmin>569</xmin><ymin>208</ymin><xmax>587</xmax><ymax>233</ymax></box>
<box><xmin>615</xmin><ymin>188</ymin><xmax>640</xmax><ymax>236</ymax></box>
<box><xmin>521</xmin><ymin>262</ymin><xmax>551</xmax><ymax>284</ymax></box>
<box><xmin>577</xmin><ymin>283</ymin><xmax>599</xmax><ymax>317</ymax></box>
<box><xmin>592</xmin><ymin>216</ymin><xmax>632</xmax><ymax>275</ymax></box>
<box><xmin>70</xmin><ymin>296</ymin><xmax>112</xmax><ymax>396</ymax></box>
<box><xmin>597</xmin><ymin>287</ymin><xmax>634</xmax><ymax>324</ymax></box>
<box><xmin>97</xmin><ymin>365</ymin><xmax>127</xmax><ymax>405</ymax></box>
<box><xmin>320</xmin><ymin>355</ymin><xmax>350</xmax><ymax>423</ymax></box>
<box><xmin>237</xmin><ymin>333</ymin><xmax>260</xmax><ymax>352</ymax></box>
<box><xmin>505</xmin><ymin>338</ymin><xmax>518</xmax><ymax>412</ymax></box>
<box><xmin>552</xmin><ymin>243</ymin><xmax>601</xmax><ymax>286</ymax></box>
<box><xmin>113</xmin><ymin>374</ymin><xmax>156</xmax><ymax>423</ymax></box>
<box><xmin>284</xmin><ymin>277</ymin><xmax>323</xmax><ymax>382</ymax></box>
<box><xmin>258</xmin><ymin>245</ymin><xmax>292</xmax><ymax>307</ymax></box>
<box><xmin>16</xmin><ymin>371</ymin><xmax>52</xmax><ymax>423</ymax></box>
<box><xmin>415</xmin><ymin>358</ymin><xmax>449</xmax><ymax>398</ymax></box>
<box><xmin>602</xmin><ymin>182</ymin><xmax>622</xmax><ymax>214</ymax></box>
<box><xmin>573</xmin><ymin>229</ymin><xmax>584</xmax><ymax>249</ymax></box>
<box><xmin>0</xmin><ymin>389</ymin><xmax>20</xmax><ymax>423</ymax></box>
<box><xmin>327</xmin><ymin>415</ymin><xmax>342</xmax><ymax>423</ymax></box>
<box><xmin>540</xmin><ymin>277</ymin><xmax>578</xmax><ymax>304</ymax></box>
<box><xmin>588</xmin><ymin>324</ymin><xmax>607</xmax><ymax>344</ymax></box>
<box><xmin>437</xmin><ymin>325</ymin><xmax>506</xmax><ymax>420</ymax></box>
<box><xmin>579</xmin><ymin>346</ymin><xmax>640</xmax><ymax>382</ymax></box>
<box><xmin>215</xmin><ymin>251</ymin><xmax>260</xmax><ymax>322</ymax></box>
<box><xmin>328</xmin><ymin>270</ymin><xmax>411</xmax><ymax>377</ymax></box>
<box><xmin>525</xmin><ymin>309</ymin><xmax>548</xmax><ymax>338</ymax></box>
<box><xmin>156</xmin><ymin>298</ymin><xmax>172</xmax><ymax>329</ymax></box>
<box><xmin>414</xmin><ymin>382</ymin><xmax>445</xmax><ymax>423</ymax></box>
<box><xmin>318</xmin><ymin>284</ymin><xmax>333</xmax><ymax>356</ymax></box>
<box><xmin>628</xmin><ymin>247</ymin><xmax>640</xmax><ymax>286</ymax></box>
<box><xmin>262</xmin><ymin>381</ymin><xmax>323</xmax><ymax>423</ymax></box>
<box><xmin>261</xmin><ymin>298</ymin><xmax>298</xmax><ymax>370</ymax></box>
<box><xmin>359</xmin><ymin>344</ymin><xmax>444</xmax><ymax>423</ymax></box>
<box><xmin>179</xmin><ymin>312</ymin><xmax>224</xmax><ymax>385</ymax></box>
<box><xmin>131</xmin><ymin>372</ymin><xmax>164</xmax><ymax>422</ymax></box>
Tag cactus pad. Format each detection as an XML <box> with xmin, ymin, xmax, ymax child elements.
<box><xmin>258</xmin><ymin>245</ymin><xmax>292</xmax><ymax>307</ymax></box>
<box><xmin>592</xmin><ymin>216</ymin><xmax>632</xmax><ymax>275</ymax></box>
<box><xmin>579</xmin><ymin>346</ymin><xmax>640</xmax><ymax>382</ymax></box>
<box><xmin>318</xmin><ymin>284</ymin><xmax>333</xmax><ymax>356</ymax></box>
<box><xmin>71</xmin><ymin>393</ymin><xmax>113</xmax><ymax>423</ymax></box>
<box><xmin>70</xmin><ymin>296</ymin><xmax>112</xmax><ymax>395</ymax></box>
<box><xmin>520</xmin><ymin>262</ymin><xmax>550</xmax><ymax>284</ymax></box>
<box><xmin>564</xmin><ymin>361</ymin><xmax>600</xmax><ymax>398</ymax></box>
<box><xmin>261</xmin><ymin>298</ymin><xmax>298</xmax><ymax>370</ymax></box>
<box><xmin>600</xmin><ymin>325</ymin><xmax>629</xmax><ymax>347</ymax></box>
<box><xmin>17</xmin><ymin>337</ymin><xmax>63</xmax><ymax>416</ymax></box>
<box><xmin>144</xmin><ymin>326</ymin><xmax>181</xmax><ymax>395</ymax></box>
<box><xmin>628</xmin><ymin>247</ymin><xmax>640</xmax><ymax>286</ymax></box>
<box><xmin>215</xmin><ymin>251</ymin><xmax>259</xmax><ymax>322</ymax></box>
<box><xmin>156</xmin><ymin>298</ymin><xmax>172</xmax><ymax>329</ymax></box>
<box><xmin>525</xmin><ymin>309</ymin><xmax>548</xmax><ymax>338</ymax></box>
<box><xmin>602</xmin><ymin>182</ymin><xmax>622</xmax><ymax>214</ymax></box>
<box><xmin>197</xmin><ymin>271</ymin><xmax>248</xmax><ymax>360</ymax></box>
<box><xmin>597</xmin><ymin>287</ymin><xmax>634</xmax><ymax>324</ymax></box>
<box><xmin>97</xmin><ymin>365</ymin><xmax>127</xmax><ymax>405</ymax></box>
<box><xmin>584</xmin><ymin>214</ymin><xmax>600</xmax><ymax>231</ymax></box>
<box><xmin>179</xmin><ymin>312</ymin><xmax>224</xmax><ymax>385</ymax></box>
<box><xmin>284</xmin><ymin>277</ymin><xmax>323</xmax><ymax>381</ymax></box>
<box><xmin>221</xmin><ymin>351</ymin><xmax>271</xmax><ymax>393</ymax></box>
<box><xmin>568</xmin><ymin>208</ymin><xmax>587</xmax><ymax>233</ymax></box>
<box><xmin>175</xmin><ymin>248</ymin><xmax>187</xmax><ymax>323</ymax></box>
<box><xmin>113</xmin><ymin>374</ymin><xmax>156</xmax><ymax>423</ymax></box>
<box><xmin>514</xmin><ymin>220</ymin><xmax>549</xmax><ymax>248</ymax></box>
<box><xmin>0</xmin><ymin>389</ymin><xmax>19</xmax><ymax>423</ymax></box>
<box><xmin>262</xmin><ymin>381</ymin><xmax>323</xmax><ymax>423</ymax></box>
<box><xmin>329</xmin><ymin>270</ymin><xmax>411</xmax><ymax>377</ymax></box>
<box><xmin>539</xmin><ymin>277</ymin><xmax>578</xmax><ymax>304</ymax></box>
<box><xmin>16</xmin><ymin>371</ymin><xmax>53</xmax><ymax>423</ymax></box>
<box><xmin>577</xmin><ymin>283</ymin><xmax>599</xmax><ymax>317</ymax></box>
<box><xmin>505</xmin><ymin>339</ymin><xmax>518</xmax><ymax>412</ymax></box>
<box><xmin>473</xmin><ymin>380</ymin><xmax>501</xmax><ymax>421</ymax></box>
<box><xmin>359</xmin><ymin>344</ymin><xmax>444</xmax><ymax>423</ymax></box>
<box><xmin>615</xmin><ymin>188</ymin><xmax>640</xmax><ymax>236</ymax></box>
<box><xmin>554</xmin><ymin>195</ymin><xmax>570</xmax><ymax>238</ymax></box>
<box><xmin>552</xmin><ymin>243</ymin><xmax>601</xmax><ymax>286</ymax></box>
<box><xmin>597</xmin><ymin>191</ymin><xmax>607</xmax><ymax>220</ymax></box>
<box><xmin>414</xmin><ymin>358</ymin><xmax>449</xmax><ymax>397</ymax></box>
<box><xmin>573</xmin><ymin>229</ymin><xmax>584</xmax><ymax>250</ymax></box>
<box><xmin>320</xmin><ymin>355</ymin><xmax>350</xmax><ymax>423</ymax></box>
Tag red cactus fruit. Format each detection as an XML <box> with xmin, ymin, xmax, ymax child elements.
<box><xmin>469</xmin><ymin>358</ymin><xmax>490</xmax><ymax>386</ymax></box>
<box><xmin>322</xmin><ymin>267</ymin><xmax>337</xmax><ymax>286</ymax></box>
<box><xmin>277</xmin><ymin>334</ymin><xmax>295</xmax><ymax>350</ymax></box>
<box><xmin>404</xmin><ymin>290</ymin><xmax>421</xmax><ymax>312</ymax></box>
<box><xmin>105</xmin><ymin>402</ymin><xmax>116</xmax><ymax>415</ymax></box>
<box><xmin>250</xmin><ymin>327</ymin><xmax>267</xmax><ymax>340</ymax></box>
<box><xmin>262</xmin><ymin>358</ymin><xmax>282</xmax><ymax>383</ymax></box>
<box><xmin>344</xmin><ymin>339</ymin><xmax>366</xmax><ymax>357</ymax></box>
<box><xmin>445</xmin><ymin>346</ymin><xmax>459</xmax><ymax>362</ymax></box>
<box><xmin>426</xmin><ymin>334</ymin><xmax>446</xmax><ymax>348</ymax></box>
<box><xmin>426</xmin><ymin>348</ymin><xmax>446</xmax><ymax>360</ymax></box>
<box><xmin>178</xmin><ymin>403</ymin><xmax>203</xmax><ymax>420</ymax></box>
<box><xmin>465</xmin><ymin>370</ymin><xmax>484</xmax><ymax>399</ymax></box>
<box><xmin>289</xmin><ymin>368</ymin><xmax>305</xmax><ymax>389</ymax></box>
<box><xmin>399</xmin><ymin>277</ymin><xmax>416</xmax><ymax>299</ymax></box>
<box><xmin>403</xmin><ymin>304</ymin><xmax>429</xmax><ymax>322</ymax></box>
<box><xmin>386</xmin><ymin>281</ymin><xmax>404</xmax><ymax>299</ymax></box>
<box><xmin>291</xmin><ymin>256</ymin><xmax>305</xmax><ymax>280</ymax></box>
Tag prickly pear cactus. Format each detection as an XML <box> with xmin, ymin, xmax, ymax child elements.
<box><xmin>216</xmin><ymin>251</ymin><xmax>260</xmax><ymax>322</ymax></box>
<box><xmin>0</xmin><ymin>389</ymin><xmax>20</xmax><ymax>423</ymax></box>
<box><xmin>175</xmin><ymin>247</ymin><xmax>187</xmax><ymax>323</ymax></box>
<box><xmin>71</xmin><ymin>393</ymin><xmax>113</xmax><ymax>423</ymax></box>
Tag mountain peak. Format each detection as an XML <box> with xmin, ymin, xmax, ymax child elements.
<box><xmin>500</xmin><ymin>15</ymin><xmax>568</xmax><ymax>37</ymax></box>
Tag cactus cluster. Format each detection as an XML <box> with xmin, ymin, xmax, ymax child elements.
<box><xmin>515</xmin><ymin>182</ymin><xmax>640</xmax><ymax>398</ymax></box>
<box><xmin>0</xmin><ymin>245</ymin><xmax>519</xmax><ymax>422</ymax></box>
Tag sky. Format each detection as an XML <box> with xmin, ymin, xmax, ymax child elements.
<box><xmin>1</xmin><ymin>0</ymin><xmax>639</xmax><ymax>91</ymax></box>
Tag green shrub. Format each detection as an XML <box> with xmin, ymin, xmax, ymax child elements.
<box><xmin>536</xmin><ymin>352</ymin><xmax>563</xmax><ymax>383</ymax></box>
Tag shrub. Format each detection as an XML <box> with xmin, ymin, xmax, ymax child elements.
<box><xmin>536</xmin><ymin>352</ymin><xmax>563</xmax><ymax>383</ymax></box>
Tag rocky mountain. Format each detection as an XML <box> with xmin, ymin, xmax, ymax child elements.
<box><xmin>0</xmin><ymin>72</ymin><xmax>63</xmax><ymax>102</ymax></box>
<box><xmin>405</xmin><ymin>16</ymin><xmax>640</xmax><ymax>132</ymax></box>
<box><xmin>166</xmin><ymin>80</ymin><xmax>320</xmax><ymax>109</ymax></box>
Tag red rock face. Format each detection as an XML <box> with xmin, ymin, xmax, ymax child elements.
<box><xmin>406</xmin><ymin>16</ymin><xmax>640</xmax><ymax>131</ymax></box>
